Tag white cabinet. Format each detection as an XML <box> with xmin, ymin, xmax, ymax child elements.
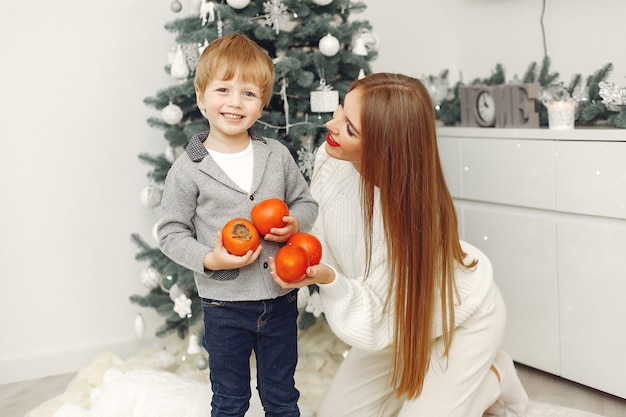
<box><xmin>437</xmin><ymin>127</ymin><xmax>626</xmax><ymax>399</ymax></box>
<box><xmin>557</xmin><ymin>217</ymin><xmax>626</xmax><ymax>398</ymax></box>
<box><xmin>461</xmin><ymin>203</ymin><xmax>560</xmax><ymax>375</ymax></box>
<box><xmin>462</xmin><ymin>138</ymin><xmax>555</xmax><ymax>210</ymax></box>
<box><xmin>555</xmin><ymin>140</ymin><xmax>626</xmax><ymax>219</ymax></box>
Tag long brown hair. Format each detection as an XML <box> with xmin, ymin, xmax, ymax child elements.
<box><xmin>351</xmin><ymin>73</ymin><xmax>476</xmax><ymax>399</ymax></box>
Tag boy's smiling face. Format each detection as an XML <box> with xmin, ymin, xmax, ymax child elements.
<box><xmin>196</xmin><ymin>73</ymin><xmax>263</xmax><ymax>148</ymax></box>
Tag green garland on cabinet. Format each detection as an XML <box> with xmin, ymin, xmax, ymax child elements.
<box><xmin>436</xmin><ymin>57</ymin><xmax>626</xmax><ymax>129</ymax></box>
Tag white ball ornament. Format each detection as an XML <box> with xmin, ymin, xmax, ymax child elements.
<box><xmin>155</xmin><ymin>349</ymin><xmax>176</xmax><ymax>369</ymax></box>
<box><xmin>140</xmin><ymin>184</ymin><xmax>162</xmax><ymax>208</ymax></box>
<box><xmin>170</xmin><ymin>0</ymin><xmax>182</xmax><ymax>12</ymax></box>
<box><xmin>196</xmin><ymin>356</ymin><xmax>209</xmax><ymax>370</ymax></box>
<box><xmin>162</xmin><ymin>102</ymin><xmax>184</xmax><ymax>125</ymax></box>
<box><xmin>226</xmin><ymin>0</ymin><xmax>250</xmax><ymax>9</ymax></box>
<box><xmin>319</xmin><ymin>34</ymin><xmax>340</xmax><ymax>57</ymax></box>
<box><xmin>141</xmin><ymin>266</ymin><xmax>163</xmax><ymax>289</ymax></box>
<box><xmin>312</xmin><ymin>0</ymin><xmax>333</xmax><ymax>5</ymax></box>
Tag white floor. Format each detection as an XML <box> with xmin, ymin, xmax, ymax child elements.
<box><xmin>2</xmin><ymin>321</ymin><xmax>625</xmax><ymax>417</ymax></box>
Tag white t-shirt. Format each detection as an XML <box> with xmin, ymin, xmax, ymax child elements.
<box><xmin>207</xmin><ymin>140</ymin><xmax>254</xmax><ymax>193</ymax></box>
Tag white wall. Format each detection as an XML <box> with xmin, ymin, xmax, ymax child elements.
<box><xmin>1</xmin><ymin>0</ymin><xmax>624</xmax><ymax>385</ymax></box>
<box><xmin>361</xmin><ymin>0</ymin><xmax>625</xmax><ymax>85</ymax></box>
<box><xmin>0</xmin><ymin>1</ymin><xmax>173</xmax><ymax>384</ymax></box>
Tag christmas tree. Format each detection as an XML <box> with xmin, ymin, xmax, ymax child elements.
<box><xmin>131</xmin><ymin>0</ymin><xmax>378</xmax><ymax>339</ymax></box>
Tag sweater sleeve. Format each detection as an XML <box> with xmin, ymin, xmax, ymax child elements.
<box><xmin>311</xmin><ymin>147</ymin><xmax>394</xmax><ymax>351</ymax></box>
<box><xmin>317</xmin><ymin>246</ymin><xmax>394</xmax><ymax>351</ymax></box>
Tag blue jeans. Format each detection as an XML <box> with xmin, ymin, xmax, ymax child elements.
<box><xmin>201</xmin><ymin>290</ymin><xmax>300</xmax><ymax>417</ymax></box>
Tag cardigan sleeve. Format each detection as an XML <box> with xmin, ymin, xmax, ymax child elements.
<box><xmin>157</xmin><ymin>157</ymin><xmax>212</xmax><ymax>274</ymax></box>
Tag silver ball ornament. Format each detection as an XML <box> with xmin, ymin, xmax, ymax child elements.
<box><xmin>140</xmin><ymin>266</ymin><xmax>163</xmax><ymax>289</ymax></box>
<box><xmin>319</xmin><ymin>34</ymin><xmax>340</xmax><ymax>57</ymax></box>
<box><xmin>170</xmin><ymin>0</ymin><xmax>182</xmax><ymax>12</ymax></box>
<box><xmin>162</xmin><ymin>102</ymin><xmax>184</xmax><ymax>125</ymax></box>
<box><xmin>226</xmin><ymin>0</ymin><xmax>250</xmax><ymax>9</ymax></box>
<box><xmin>196</xmin><ymin>356</ymin><xmax>209</xmax><ymax>370</ymax></box>
<box><xmin>155</xmin><ymin>349</ymin><xmax>176</xmax><ymax>368</ymax></box>
<box><xmin>140</xmin><ymin>184</ymin><xmax>162</xmax><ymax>208</ymax></box>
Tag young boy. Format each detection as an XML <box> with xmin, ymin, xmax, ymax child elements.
<box><xmin>157</xmin><ymin>34</ymin><xmax>318</xmax><ymax>417</ymax></box>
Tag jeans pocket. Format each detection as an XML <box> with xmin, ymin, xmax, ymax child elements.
<box><xmin>201</xmin><ymin>298</ymin><xmax>225</xmax><ymax>308</ymax></box>
<box><xmin>286</xmin><ymin>289</ymin><xmax>298</xmax><ymax>304</ymax></box>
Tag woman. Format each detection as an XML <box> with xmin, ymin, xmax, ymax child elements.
<box><xmin>270</xmin><ymin>73</ymin><xmax>528</xmax><ymax>417</ymax></box>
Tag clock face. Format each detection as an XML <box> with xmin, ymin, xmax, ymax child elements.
<box><xmin>477</xmin><ymin>91</ymin><xmax>496</xmax><ymax>124</ymax></box>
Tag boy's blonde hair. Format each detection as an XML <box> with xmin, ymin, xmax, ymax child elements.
<box><xmin>194</xmin><ymin>34</ymin><xmax>275</xmax><ymax>107</ymax></box>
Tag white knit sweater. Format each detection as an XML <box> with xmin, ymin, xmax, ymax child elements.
<box><xmin>310</xmin><ymin>146</ymin><xmax>495</xmax><ymax>351</ymax></box>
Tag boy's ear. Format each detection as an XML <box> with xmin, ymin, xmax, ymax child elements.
<box><xmin>195</xmin><ymin>86</ymin><xmax>205</xmax><ymax>109</ymax></box>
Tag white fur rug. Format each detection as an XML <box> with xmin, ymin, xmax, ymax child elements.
<box><xmin>26</xmin><ymin>321</ymin><xmax>606</xmax><ymax>417</ymax></box>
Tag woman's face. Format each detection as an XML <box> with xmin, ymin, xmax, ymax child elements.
<box><xmin>324</xmin><ymin>89</ymin><xmax>363</xmax><ymax>166</ymax></box>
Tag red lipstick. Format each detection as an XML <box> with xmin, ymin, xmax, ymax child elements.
<box><xmin>326</xmin><ymin>133</ymin><xmax>340</xmax><ymax>147</ymax></box>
